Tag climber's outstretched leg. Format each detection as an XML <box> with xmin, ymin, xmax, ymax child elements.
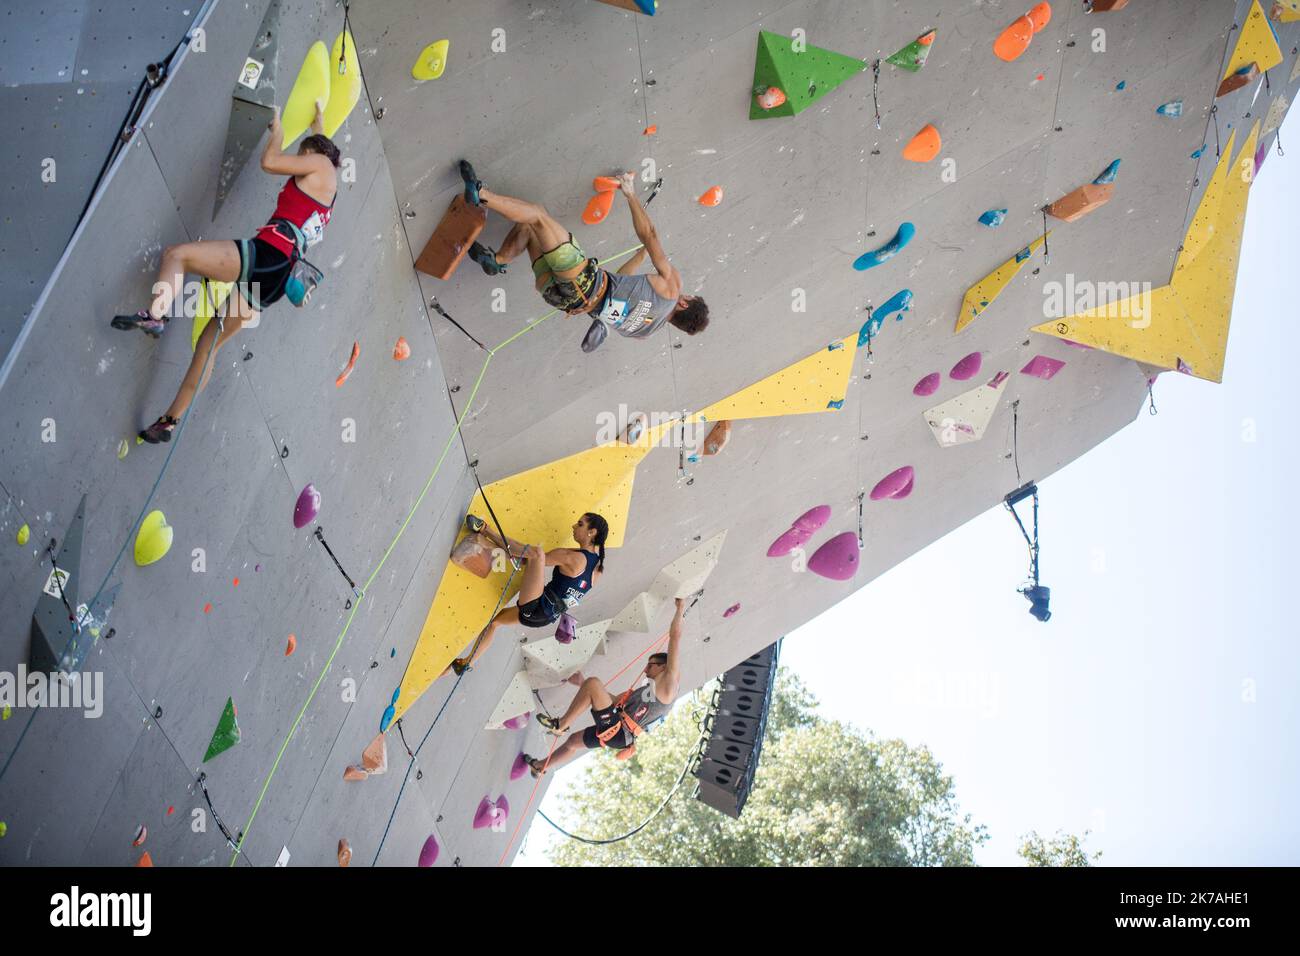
<box><xmin>537</xmin><ymin>676</ymin><xmax>614</xmax><ymax>734</ymax></box>
<box><xmin>443</xmin><ymin>541</ymin><xmax>548</xmax><ymax>677</ymax></box>
<box><xmin>527</xmin><ymin>732</ymin><xmax>587</xmax><ymax>777</ymax></box>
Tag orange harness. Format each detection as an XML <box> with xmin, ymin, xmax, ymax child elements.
<box><xmin>595</xmin><ymin>688</ymin><xmax>645</xmax><ymax>760</ymax></box>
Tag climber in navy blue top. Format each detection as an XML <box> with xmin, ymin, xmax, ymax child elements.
<box><xmin>443</xmin><ymin>512</ymin><xmax>609</xmax><ymax>678</ymax></box>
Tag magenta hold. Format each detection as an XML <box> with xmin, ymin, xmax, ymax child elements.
<box><xmin>1020</xmin><ymin>355</ymin><xmax>1065</xmax><ymax>380</ymax></box>
<box><xmin>511</xmin><ymin>753</ymin><xmax>530</xmax><ymax>781</ymax></box>
<box><xmin>723</xmin><ymin>603</ymin><xmax>741</xmax><ymax>618</ymax></box>
<box><xmin>293</xmin><ymin>483</ymin><xmax>321</xmax><ymax>528</ymax></box>
<box><xmin>913</xmin><ymin>372</ymin><xmax>941</xmax><ymax>396</ymax></box>
<box><xmin>807</xmin><ymin>532</ymin><xmax>861</xmax><ymax>581</ymax></box>
<box><xmin>793</xmin><ymin>505</ymin><xmax>831</xmax><ymax>532</ymax></box>
<box><xmin>870</xmin><ymin>465</ymin><xmax>915</xmax><ymax>501</ymax></box>
<box><xmin>767</xmin><ymin>526</ymin><xmax>811</xmax><ymax>557</ymax></box>
<box><xmin>503</xmin><ymin>712</ymin><xmax>530</xmax><ymax>730</ymax></box>
<box><xmin>419</xmin><ymin>834</ymin><xmax>440</xmax><ymax>867</ymax></box>
<box><xmin>950</xmin><ymin>352</ymin><xmax>983</xmax><ymax>381</ymax></box>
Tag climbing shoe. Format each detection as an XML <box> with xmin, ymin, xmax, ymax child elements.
<box><xmin>523</xmin><ymin>754</ymin><xmax>546</xmax><ymax>779</ymax></box>
<box><xmin>458</xmin><ymin>159</ymin><xmax>483</xmax><ymax>205</ymax></box>
<box><xmin>536</xmin><ymin>713</ymin><xmax>568</xmax><ymax>735</ymax></box>
<box><xmin>112</xmin><ymin>311</ymin><xmax>167</xmax><ymax>338</ymax></box>
<box><xmin>138</xmin><ymin>415</ymin><xmax>179</xmax><ymax>444</ymax></box>
<box><xmin>450</xmin><ymin>658</ymin><xmax>472</xmax><ymax>677</ymax></box>
<box><xmin>465</xmin><ymin>514</ymin><xmax>486</xmax><ymax>534</ymax></box>
<box><xmin>468</xmin><ymin>241</ymin><xmax>505</xmax><ymax>276</ymax></box>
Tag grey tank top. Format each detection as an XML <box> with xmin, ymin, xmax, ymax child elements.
<box><xmin>622</xmin><ymin>681</ymin><xmax>671</xmax><ymax>728</ymax></box>
<box><xmin>598</xmin><ymin>272</ymin><xmax>677</xmax><ymax>339</ymax></box>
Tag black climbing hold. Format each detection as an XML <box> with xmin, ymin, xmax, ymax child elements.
<box><xmin>1022</xmin><ymin>339</ymin><xmax>1031</xmax><ymax>347</ymax></box>
<box><xmin>871</xmin><ymin>148</ymin><xmax>880</xmax><ymax>155</ymax></box>
<box><xmin>1054</xmin><ymin>126</ymin><xmax>1063</xmax><ymax>132</ymax></box>
<box><xmin>154</xmin><ymin>706</ymin><xmax>163</xmax><ymax>720</ymax></box>
<box><xmin>281</xmin><ymin>445</ymin><xmax>289</xmax><ymax>459</ymax></box>
<box><xmin>436</xmin><ymin>814</ymin><xmax>443</xmax><ymax>823</ymax></box>
<box><xmin>450</xmin><ymin>385</ymin><xmax>460</xmax><ymax>393</ymax></box>
<box><xmin>243</xmin><ymin>352</ymin><xmax>253</xmax><ymax>361</ymax></box>
<box><xmin>1066</xmin><ymin>40</ymin><xmax>1076</xmax><ymax>47</ymax></box>
<box><xmin>861</xmin><ymin>434</ymin><xmax>869</xmax><ymax>441</ymax></box>
<box><xmin>673</xmin><ymin>342</ymin><xmax>683</xmax><ymax>349</ymax></box>
<box><xmin>375</xmin><ymin>106</ymin><xmax>386</xmax><ymax>119</ymax></box>
<box><xmin>645</xmin><ymin>79</ymin><xmax>656</xmax><ymax>86</ymax></box>
<box><xmin>865</xmin><ymin>373</ymin><xmax>872</xmax><ymax>380</ymax></box>
<box><xmin>370</xmin><ymin>661</ymin><xmax>378</xmax><ymax>669</ymax></box>
<box><xmin>416</xmin><ymin>769</ymin><xmax>423</xmax><ymax>780</ymax></box>
<box><xmin>867</xmin><ymin>230</ymin><xmax>876</xmax><ymax>237</ymax></box>
<box><xmin>105</xmin><ymin>628</ymin><xmax>116</xmax><ymax>640</ymax></box>
<box><xmin>693</xmin><ymin>535</ymin><xmax>701</xmax><ymax>541</ymax></box>
<box><xmin>468</xmin><ymin>459</ymin><xmax>479</xmax><ymax>468</ymax></box>
<box><xmin>345</xmin><ymin>599</ymin><xmax>353</xmax><ymax>610</ymax></box>
<box><xmin>686</xmin><ymin>477</ymin><xmax>695</xmax><ymax>486</ymax></box>
<box><xmin>1032</xmin><ymin>268</ymin><xmax>1041</xmax><ymax>275</ymax></box>
<box><xmin>404</xmin><ymin>210</ymin><xmax>416</xmax><ymax>219</ymax></box>
<box><xmin>703</xmin><ymin>635</ymin><xmax>711</xmax><ymax>643</ymax></box>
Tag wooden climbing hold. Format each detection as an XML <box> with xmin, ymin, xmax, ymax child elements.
<box><xmin>698</xmin><ymin>185</ymin><xmax>724</xmax><ymax>207</ymax></box>
<box><xmin>337</xmin><ymin>839</ymin><xmax>352</xmax><ymax>867</ymax></box>
<box><xmin>450</xmin><ymin>532</ymin><xmax>495</xmax><ymax>578</ymax></box>
<box><xmin>393</xmin><ymin>336</ymin><xmax>411</xmax><ymax>361</ymax></box>
<box><xmin>335</xmin><ymin>342</ymin><xmax>360</xmax><ymax>387</ymax></box>
<box><xmin>582</xmin><ymin>190</ymin><xmax>616</xmax><ymax>224</ymax></box>
<box><xmin>902</xmin><ymin>123</ymin><xmax>941</xmax><ymax>162</ymax></box>
<box><xmin>1046</xmin><ymin>182</ymin><xmax>1114</xmax><ymax>221</ymax></box>
<box><xmin>414</xmin><ymin>195</ymin><xmax>487</xmax><ymax>280</ymax></box>
<box><xmin>285</xmin><ymin>634</ymin><xmax>297</xmax><ymax>656</ymax></box>
<box><xmin>362</xmin><ymin>734</ymin><xmax>388</xmax><ymax>774</ymax></box>
<box><xmin>343</xmin><ymin>765</ymin><xmax>368</xmax><ymax>782</ymax></box>
<box><xmin>1217</xmin><ymin>63</ymin><xmax>1259</xmax><ymax>97</ymax></box>
<box><xmin>703</xmin><ymin>420</ymin><xmax>731</xmax><ymax>456</ymax></box>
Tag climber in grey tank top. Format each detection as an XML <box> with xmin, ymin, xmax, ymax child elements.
<box><xmin>579</xmin><ymin>171</ymin><xmax>712</xmax><ymax>353</ymax></box>
<box><xmin>523</xmin><ymin>596</ymin><xmax>691</xmax><ymax>778</ymax></box>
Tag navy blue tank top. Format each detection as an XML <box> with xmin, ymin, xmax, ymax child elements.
<box><xmin>546</xmin><ymin>550</ymin><xmax>600</xmax><ymax>610</ymax></box>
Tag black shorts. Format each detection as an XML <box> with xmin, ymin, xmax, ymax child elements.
<box><xmin>582</xmin><ymin>704</ymin><xmax>631</xmax><ymax>750</ymax></box>
<box><xmin>517</xmin><ymin>588</ymin><xmax>562</xmax><ymax>629</ymax></box>
<box><xmin>236</xmin><ymin>237</ymin><xmax>292</xmax><ymax>310</ymax></box>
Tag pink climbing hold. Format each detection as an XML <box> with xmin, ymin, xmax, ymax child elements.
<box><xmin>913</xmin><ymin>372</ymin><xmax>941</xmax><ymax>397</ymax></box>
<box><xmin>419</xmin><ymin>834</ymin><xmax>440</xmax><ymax>867</ymax></box>
<box><xmin>766</xmin><ymin>526</ymin><xmax>811</xmax><ymax>558</ymax></box>
<box><xmin>1021</xmin><ymin>355</ymin><xmax>1066</xmax><ymax>380</ymax></box>
<box><xmin>293</xmin><ymin>483</ymin><xmax>321</xmax><ymax>528</ymax></box>
<box><xmin>511</xmin><ymin>753</ymin><xmax>530</xmax><ymax>781</ymax></box>
<box><xmin>473</xmin><ymin>797</ymin><xmax>496</xmax><ymax>829</ymax></box>
<box><xmin>724</xmin><ymin>603</ymin><xmax>741</xmax><ymax>618</ymax></box>
<box><xmin>870</xmin><ymin>466</ymin><xmax>915</xmax><ymax>501</ymax></box>
<box><xmin>950</xmin><ymin>352</ymin><xmax>983</xmax><ymax>381</ymax></box>
<box><xmin>502</xmin><ymin>712</ymin><xmax>530</xmax><ymax>730</ymax></box>
<box><xmin>793</xmin><ymin>505</ymin><xmax>831</xmax><ymax>533</ymax></box>
<box><xmin>807</xmin><ymin>532</ymin><xmax>860</xmax><ymax>581</ymax></box>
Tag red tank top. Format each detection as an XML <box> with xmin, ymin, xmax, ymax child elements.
<box><xmin>255</xmin><ymin>177</ymin><xmax>334</xmax><ymax>257</ymax></box>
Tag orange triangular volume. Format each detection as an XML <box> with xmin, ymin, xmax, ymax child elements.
<box><xmin>582</xmin><ymin>190</ymin><xmax>615</xmax><ymax>225</ymax></box>
<box><xmin>362</xmin><ymin>733</ymin><xmax>388</xmax><ymax>772</ymax></box>
<box><xmin>903</xmin><ymin>124</ymin><xmax>941</xmax><ymax>162</ymax></box>
<box><xmin>994</xmin><ymin>15</ymin><xmax>1034</xmax><ymax>61</ymax></box>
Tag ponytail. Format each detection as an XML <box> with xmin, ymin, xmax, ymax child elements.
<box><xmin>584</xmin><ymin>512</ymin><xmax>610</xmax><ymax>572</ymax></box>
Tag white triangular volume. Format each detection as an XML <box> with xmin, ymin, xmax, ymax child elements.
<box><xmin>521</xmin><ymin>619</ymin><xmax>609</xmax><ymax>686</ymax></box>
<box><xmin>1264</xmin><ymin>93</ymin><xmax>1290</xmax><ymax>135</ymax></box>
<box><xmin>1291</xmin><ymin>51</ymin><xmax>1300</xmax><ymax>85</ymax></box>
<box><xmin>648</xmin><ymin>530</ymin><xmax>729</xmax><ymax>599</ymax></box>
<box><xmin>484</xmin><ymin>670</ymin><xmax>535</xmax><ymax>730</ymax></box>
<box><xmin>610</xmin><ymin>591</ymin><xmax>663</xmax><ymax>632</ymax></box>
<box><xmin>924</xmin><ymin>373</ymin><xmax>1009</xmax><ymax>447</ymax></box>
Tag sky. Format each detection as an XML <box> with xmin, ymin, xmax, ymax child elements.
<box><xmin>517</xmin><ymin>112</ymin><xmax>1299</xmax><ymax>868</ymax></box>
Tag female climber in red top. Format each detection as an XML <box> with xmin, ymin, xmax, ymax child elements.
<box><xmin>110</xmin><ymin>104</ymin><xmax>338</xmax><ymax>444</ymax></box>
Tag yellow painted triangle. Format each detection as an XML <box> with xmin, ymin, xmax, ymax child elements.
<box><xmin>955</xmin><ymin>235</ymin><xmax>1049</xmax><ymax>333</ymax></box>
<box><xmin>1032</xmin><ymin>125</ymin><xmax>1258</xmax><ymax>383</ymax></box>
<box><xmin>694</xmin><ymin>335</ymin><xmax>856</xmax><ymax>422</ymax></box>
<box><xmin>1274</xmin><ymin>1</ymin><xmax>1300</xmax><ymax>23</ymax></box>
<box><xmin>394</xmin><ymin>440</ymin><xmax>652</xmax><ymax>720</ymax></box>
<box><xmin>1224</xmin><ymin>0</ymin><xmax>1283</xmax><ymax>79</ymax></box>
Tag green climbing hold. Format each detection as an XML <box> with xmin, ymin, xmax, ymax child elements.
<box><xmin>885</xmin><ymin>29</ymin><xmax>936</xmax><ymax>72</ymax></box>
<box><xmin>203</xmin><ymin>697</ymin><xmax>242</xmax><ymax>762</ymax></box>
<box><xmin>749</xmin><ymin>30</ymin><xmax>867</xmax><ymax>120</ymax></box>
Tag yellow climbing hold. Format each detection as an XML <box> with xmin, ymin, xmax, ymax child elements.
<box><xmin>282</xmin><ymin>40</ymin><xmax>331</xmax><ymax>148</ymax></box>
<box><xmin>1</xmin><ymin>705</ymin><xmax>10</xmax><ymax>720</ymax></box>
<box><xmin>134</xmin><ymin>510</ymin><xmax>174</xmax><ymax>567</ymax></box>
<box><xmin>117</xmin><ymin>439</ymin><xmax>130</xmax><ymax>460</ymax></box>
<box><xmin>0</xmin><ymin>821</ymin><xmax>7</xmax><ymax>838</ymax></box>
<box><xmin>16</xmin><ymin>524</ymin><xmax>29</xmax><ymax>546</ymax></box>
<box><xmin>693</xmin><ymin>335</ymin><xmax>857</xmax><ymax>422</ymax></box>
<box><xmin>1032</xmin><ymin>126</ymin><xmax>1258</xmax><ymax>383</ymax></box>
<box><xmin>412</xmin><ymin>39</ymin><xmax>450</xmax><ymax>80</ymax></box>
<box><xmin>1224</xmin><ymin>0</ymin><xmax>1283</xmax><ymax>80</ymax></box>
<box><xmin>323</xmin><ymin>30</ymin><xmax>363</xmax><ymax>138</ymax></box>
<box><xmin>955</xmin><ymin>234</ymin><xmax>1049</xmax><ymax>333</ymax></box>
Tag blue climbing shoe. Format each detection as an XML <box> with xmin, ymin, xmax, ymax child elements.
<box><xmin>458</xmin><ymin>159</ymin><xmax>483</xmax><ymax>205</ymax></box>
<box><xmin>468</xmin><ymin>241</ymin><xmax>506</xmax><ymax>276</ymax></box>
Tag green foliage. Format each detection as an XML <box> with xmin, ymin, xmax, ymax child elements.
<box><xmin>1018</xmin><ymin>830</ymin><xmax>1102</xmax><ymax>867</ymax></box>
<box><xmin>547</xmin><ymin>669</ymin><xmax>989</xmax><ymax>867</ymax></box>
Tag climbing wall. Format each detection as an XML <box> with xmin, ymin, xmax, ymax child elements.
<box><xmin>0</xmin><ymin>0</ymin><xmax>1288</xmax><ymax>866</ymax></box>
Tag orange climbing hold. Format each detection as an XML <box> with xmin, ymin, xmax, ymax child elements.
<box><xmin>338</xmin><ymin>839</ymin><xmax>352</xmax><ymax>867</ymax></box>
<box><xmin>451</xmin><ymin>532</ymin><xmax>495</xmax><ymax>578</ymax></box>
<box><xmin>902</xmin><ymin>124</ymin><xmax>941</xmax><ymax>162</ymax></box>
<box><xmin>698</xmin><ymin>186</ymin><xmax>724</xmax><ymax>207</ymax></box>
<box><xmin>582</xmin><ymin>190</ymin><xmax>615</xmax><ymax>225</ymax></box>
<box><xmin>755</xmin><ymin>86</ymin><xmax>787</xmax><ymax>110</ymax></box>
<box><xmin>1046</xmin><ymin>182</ymin><xmax>1115</xmax><ymax>222</ymax></box>
<box><xmin>285</xmin><ymin>634</ymin><xmax>297</xmax><ymax>656</ymax></box>
<box><xmin>1027</xmin><ymin>2</ymin><xmax>1052</xmax><ymax>32</ymax></box>
<box><xmin>135</xmin><ymin>851</ymin><xmax>154</xmax><ymax>867</ymax></box>
<box><xmin>343</xmin><ymin>765</ymin><xmax>367</xmax><ymax>782</ymax></box>
<box><xmin>1217</xmin><ymin>64</ymin><xmax>1259</xmax><ymax>97</ymax></box>
<box><xmin>232</xmin><ymin>577</ymin><xmax>240</xmax><ymax>587</ymax></box>
<box><xmin>203</xmin><ymin>603</ymin><xmax>212</xmax><ymax>614</ymax></box>
<box><xmin>994</xmin><ymin>15</ymin><xmax>1034</xmax><ymax>61</ymax></box>
<box><xmin>642</xmin><ymin>125</ymin><xmax>657</xmax><ymax>136</ymax></box>
<box><xmin>593</xmin><ymin>176</ymin><xmax>622</xmax><ymax>192</ymax></box>
<box><xmin>703</xmin><ymin>420</ymin><xmax>732</xmax><ymax>456</ymax></box>
<box><xmin>335</xmin><ymin>342</ymin><xmax>359</xmax><ymax>387</ymax></box>
<box><xmin>393</xmin><ymin>336</ymin><xmax>411</xmax><ymax>361</ymax></box>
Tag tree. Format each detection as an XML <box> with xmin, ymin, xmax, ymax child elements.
<box><xmin>1018</xmin><ymin>830</ymin><xmax>1102</xmax><ymax>867</ymax></box>
<box><xmin>545</xmin><ymin>669</ymin><xmax>989</xmax><ymax>866</ymax></box>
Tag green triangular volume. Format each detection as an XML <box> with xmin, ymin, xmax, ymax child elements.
<box><xmin>749</xmin><ymin>30</ymin><xmax>867</xmax><ymax>119</ymax></box>
<box><xmin>203</xmin><ymin>697</ymin><xmax>242</xmax><ymax>762</ymax></box>
<box><xmin>885</xmin><ymin>29</ymin><xmax>936</xmax><ymax>72</ymax></box>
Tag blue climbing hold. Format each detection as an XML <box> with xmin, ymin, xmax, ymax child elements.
<box><xmin>1191</xmin><ymin>145</ymin><xmax>1205</xmax><ymax>158</ymax></box>
<box><xmin>1116</xmin><ymin>80</ymin><xmax>1126</xmax><ymax>90</ymax></box>
<box><xmin>390</xmin><ymin>647</ymin><xmax>396</xmax><ymax>657</ymax></box>
<box><xmin>827</xmin><ymin>399</ymin><xmax>845</xmax><ymax>410</ymax></box>
<box><xmin>1157</xmin><ymin>100</ymin><xmax>1183</xmax><ymax>117</ymax></box>
<box><xmin>827</xmin><ymin>341</ymin><xmax>845</xmax><ymax>352</ymax></box>
<box><xmin>1093</xmin><ymin>159</ymin><xmax>1121</xmax><ymax>184</ymax></box>
<box><xmin>856</xmin><ymin>290</ymin><xmax>912</xmax><ymax>347</ymax></box>
<box><xmin>380</xmin><ymin>705</ymin><xmax>395</xmax><ymax>733</ymax></box>
<box><xmin>853</xmin><ymin>222</ymin><xmax>915</xmax><ymax>271</ymax></box>
<box><xmin>687</xmin><ymin>454</ymin><xmax>701</xmax><ymax>464</ymax></box>
<box><xmin>391</xmin><ymin>688</ymin><xmax>400</xmax><ymax>704</ymax></box>
<box><xmin>1014</xmin><ymin>245</ymin><xmax>1033</xmax><ymax>263</ymax></box>
<box><xmin>978</xmin><ymin>208</ymin><xmax>1007</xmax><ymax>228</ymax></box>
